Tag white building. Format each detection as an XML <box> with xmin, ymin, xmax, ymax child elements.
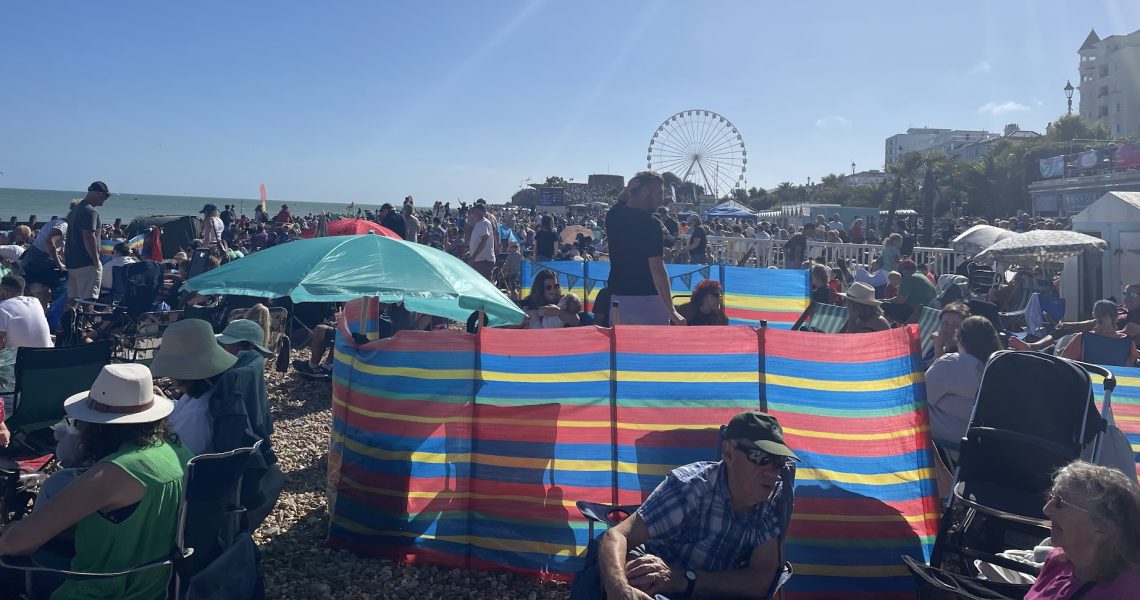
<box><xmin>843</xmin><ymin>170</ymin><xmax>895</xmax><ymax>188</ymax></box>
<box><xmin>884</xmin><ymin>128</ymin><xmax>999</xmax><ymax>166</ymax></box>
<box><xmin>1077</xmin><ymin>28</ymin><xmax>1140</xmax><ymax>138</ymax></box>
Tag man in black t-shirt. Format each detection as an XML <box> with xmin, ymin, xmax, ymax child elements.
<box><xmin>604</xmin><ymin>172</ymin><xmax>684</xmax><ymax>326</ymax></box>
<box><xmin>65</xmin><ymin>181</ymin><xmax>111</xmax><ymax>302</ymax></box>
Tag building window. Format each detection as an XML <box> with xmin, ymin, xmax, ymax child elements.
<box><xmin>1098</xmin><ymin>106</ymin><xmax>1109</xmax><ymax>117</ymax></box>
<box><xmin>1118</xmin><ymin>103</ymin><xmax>1123</xmax><ymax>112</ymax></box>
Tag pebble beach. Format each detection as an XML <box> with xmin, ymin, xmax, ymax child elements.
<box><xmin>255</xmin><ymin>349</ymin><xmax>572</xmax><ymax>600</ymax></box>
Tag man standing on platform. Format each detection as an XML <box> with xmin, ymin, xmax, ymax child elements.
<box><xmin>604</xmin><ymin>172</ymin><xmax>684</xmax><ymax>326</ymax></box>
<box><xmin>65</xmin><ymin>181</ymin><xmax>110</xmax><ymax>303</ymax></box>
<box><xmin>466</xmin><ymin>203</ymin><xmax>495</xmax><ymax>281</ymax></box>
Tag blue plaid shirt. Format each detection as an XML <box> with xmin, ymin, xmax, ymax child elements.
<box><xmin>636</xmin><ymin>460</ymin><xmax>784</xmax><ymax>572</ymax></box>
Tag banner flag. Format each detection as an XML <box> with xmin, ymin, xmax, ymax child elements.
<box><xmin>1038</xmin><ymin>155</ymin><xmax>1064</xmax><ymax>178</ymax></box>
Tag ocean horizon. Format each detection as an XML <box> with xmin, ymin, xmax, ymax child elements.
<box><xmin>0</xmin><ymin>187</ymin><xmax>378</xmax><ymax>226</ymax></box>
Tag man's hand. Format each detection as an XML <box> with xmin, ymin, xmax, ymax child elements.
<box><xmin>626</xmin><ymin>554</ymin><xmax>683</xmax><ymax>595</ymax></box>
<box><xmin>669</xmin><ymin>309</ymin><xmax>686</xmax><ymax>326</ymax></box>
<box><xmin>0</xmin><ymin>423</ymin><xmax>10</xmax><ymax>448</ymax></box>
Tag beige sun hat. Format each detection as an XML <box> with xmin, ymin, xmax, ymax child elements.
<box><xmin>64</xmin><ymin>363</ymin><xmax>174</xmax><ymax>425</ymax></box>
<box><xmin>839</xmin><ymin>282</ymin><xmax>882</xmax><ymax>306</ymax></box>
<box><xmin>150</xmin><ymin>318</ymin><xmax>238</xmax><ymax>381</ymax></box>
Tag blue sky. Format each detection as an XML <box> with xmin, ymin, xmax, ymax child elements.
<box><xmin>2</xmin><ymin>1</ymin><xmax>1137</xmax><ymax>204</ymax></box>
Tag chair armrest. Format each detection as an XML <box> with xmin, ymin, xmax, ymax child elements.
<box><xmin>74</xmin><ymin>299</ymin><xmax>115</xmax><ymax>311</ymax></box>
<box><xmin>0</xmin><ymin>553</ymin><xmax>181</xmax><ymax>578</ymax></box>
<box><xmin>576</xmin><ymin>501</ymin><xmax>641</xmax><ymax>527</ymax></box>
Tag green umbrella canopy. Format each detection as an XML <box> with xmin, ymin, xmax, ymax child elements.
<box><xmin>183</xmin><ymin>234</ymin><xmax>525</xmax><ymax>326</ymax></box>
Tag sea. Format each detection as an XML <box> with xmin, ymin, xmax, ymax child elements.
<box><xmin>0</xmin><ymin>187</ymin><xmax>367</xmax><ymax>226</ymax></box>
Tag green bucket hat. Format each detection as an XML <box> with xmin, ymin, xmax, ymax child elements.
<box><xmin>724</xmin><ymin>410</ymin><xmax>799</xmax><ymax>460</ymax></box>
<box><xmin>216</xmin><ymin>319</ymin><xmax>274</xmax><ymax>357</ymax></box>
<box><xmin>150</xmin><ymin>319</ymin><xmax>238</xmax><ymax>381</ymax></box>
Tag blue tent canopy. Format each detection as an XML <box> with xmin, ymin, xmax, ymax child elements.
<box><xmin>705</xmin><ymin>201</ymin><xmax>759</xmax><ymax>221</ymax></box>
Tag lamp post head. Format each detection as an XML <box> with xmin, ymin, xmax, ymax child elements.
<box><xmin>1064</xmin><ymin>80</ymin><xmax>1074</xmax><ymax>99</ymax></box>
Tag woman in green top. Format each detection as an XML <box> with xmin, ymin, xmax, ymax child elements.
<box><xmin>0</xmin><ymin>363</ymin><xmax>191</xmax><ymax>599</ymax></box>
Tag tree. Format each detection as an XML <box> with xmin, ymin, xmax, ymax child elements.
<box><xmin>1046</xmin><ymin>114</ymin><xmax>1110</xmax><ymax>142</ymax></box>
<box><xmin>883</xmin><ymin>152</ymin><xmax>925</xmax><ymax>236</ymax></box>
<box><xmin>543</xmin><ymin>176</ymin><xmax>568</xmax><ymax>187</ymax></box>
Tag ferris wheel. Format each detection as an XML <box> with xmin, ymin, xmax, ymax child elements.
<box><xmin>647</xmin><ymin>109</ymin><xmax>747</xmax><ymax>198</ymax></box>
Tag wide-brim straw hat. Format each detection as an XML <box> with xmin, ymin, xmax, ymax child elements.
<box><xmin>65</xmin><ymin>363</ymin><xmax>174</xmax><ymax>425</ymax></box>
<box><xmin>839</xmin><ymin>282</ymin><xmax>881</xmax><ymax>306</ymax></box>
<box><xmin>150</xmin><ymin>318</ymin><xmax>238</xmax><ymax>381</ymax></box>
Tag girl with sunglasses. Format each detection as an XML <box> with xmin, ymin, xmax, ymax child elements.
<box><xmin>523</xmin><ymin>269</ymin><xmax>580</xmax><ymax>329</ymax></box>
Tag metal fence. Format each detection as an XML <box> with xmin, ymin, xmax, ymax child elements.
<box><xmin>678</xmin><ymin>235</ymin><xmax>972</xmax><ymax>276</ymax></box>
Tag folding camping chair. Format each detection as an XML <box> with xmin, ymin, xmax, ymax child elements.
<box><xmin>0</xmin><ymin>442</ymin><xmax>263</xmax><ymax>600</ymax></box>
<box><xmin>0</xmin><ymin>341</ymin><xmax>113</xmax><ymax>522</ymax></box>
<box><xmin>916</xmin><ymin>306</ymin><xmax>942</xmax><ymax>357</ymax></box>
<box><xmin>791</xmin><ymin>301</ymin><xmax>849</xmax><ymax>334</ymax></box>
<box><xmin>226</xmin><ymin>307</ymin><xmax>289</xmax><ymax>351</ymax></box>
<box><xmin>929</xmin><ymin>352</ymin><xmax>1112</xmax><ymax>582</ymax></box>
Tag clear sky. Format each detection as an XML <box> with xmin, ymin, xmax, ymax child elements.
<box><xmin>2</xmin><ymin>1</ymin><xmax>1137</xmax><ymax>204</ymax></box>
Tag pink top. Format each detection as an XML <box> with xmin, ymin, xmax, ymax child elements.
<box><xmin>1025</xmin><ymin>549</ymin><xmax>1140</xmax><ymax>599</ymax></box>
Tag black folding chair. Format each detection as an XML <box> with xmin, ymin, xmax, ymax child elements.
<box><xmin>0</xmin><ymin>441</ymin><xmax>262</xmax><ymax>600</ymax></box>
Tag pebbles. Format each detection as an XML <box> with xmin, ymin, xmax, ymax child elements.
<box><xmin>256</xmin><ymin>349</ymin><xmax>570</xmax><ymax>599</ymax></box>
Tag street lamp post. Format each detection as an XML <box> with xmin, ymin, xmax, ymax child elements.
<box><xmin>851</xmin><ymin>162</ymin><xmax>856</xmax><ymax>175</ymax></box>
<box><xmin>1064</xmin><ymin>80</ymin><xmax>1075</xmax><ymax>116</ymax></box>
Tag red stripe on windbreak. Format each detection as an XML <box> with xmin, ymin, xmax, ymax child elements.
<box><xmin>479</xmin><ymin>327</ymin><xmax>612</xmax><ymax>357</ymax></box>
<box><xmin>337</xmin><ymin>465</ymin><xmax>613</xmax><ymax>504</ymax></box>
<box><xmin>788</xmin><ymin>519</ymin><xmax>924</xmax><ymax>539</ymax></box>
<box><xmin>795</xmin><ymin>497</ymin><xmax>931</xmax><ymax>517</ymax></box>
<box><xmin>761</xmin><ymin>326</ymin><xmax>917</xmax><ymax>363</ymax></box>
<box><xmin>776</xmin><ymin>411</ymin><xmax>924</xmax><ymax>434</ymax></box>
<box><xmin>613</xmin><ymin>326</ymin><xmax>762</xmax><ymax>355</ymax></box>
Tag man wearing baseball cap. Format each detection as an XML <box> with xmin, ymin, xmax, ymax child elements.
<box><xmin>598</xmin><ymin>410</ymin><xmax>797</xmax><ymax>600</ymax></box>
<box><xmin>64</xmin><ymin>181</ymin><xmax>111</xmax><ymax>303</ymax></box>
<box><xmin>884</xmin><ymin>258</ymin><xmax>937</xmax><ymax>324</ymax></box>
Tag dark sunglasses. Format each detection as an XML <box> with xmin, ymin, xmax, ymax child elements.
<box><xmin>1124</xmin><ymin>291</ymin><xmax>1139</xmax><ymax>298</ymax></box>
<box><xmin>734</xmin><ymin>443</ymin><xmax>786</xmax><ymax>467</ymax></box>
<box><xmin>1047</xmin><ymin>491</ymin><xmax>1095</xmax><ymax>516</ymax></box>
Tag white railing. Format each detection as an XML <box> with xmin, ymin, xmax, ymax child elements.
<box><xmin>675</xmin><ymin>236</ymin><xmax>972</xmax><ymax>275</ymax></box>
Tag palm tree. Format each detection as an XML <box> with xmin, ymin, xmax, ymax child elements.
<box><xmin>883</xmin><ymin>152</ymin><xmax>924</xmax><ymax>236</ymax></box>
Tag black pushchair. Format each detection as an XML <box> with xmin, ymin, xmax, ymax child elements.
<box><xmin>911</xmin><ymin>351</ymin><xmax>1115</xmax><ymax>599</ymax></box>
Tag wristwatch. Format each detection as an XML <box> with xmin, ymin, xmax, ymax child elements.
<box><xmin>684</xmin><ymin>569</ymin><xmax>697</xmax><ymax>597</ymax></box>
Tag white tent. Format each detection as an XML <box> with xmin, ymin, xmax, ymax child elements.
<box><xmin>1072</xmin><ymin>191</ymin><xmax>1140</xmax><ymax>295</ymax></box>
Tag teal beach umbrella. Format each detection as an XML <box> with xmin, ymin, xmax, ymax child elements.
<box><xmin>183</xmin><ymin>234</ymin><xmax>526</xmax><ymax>326</ymax></box>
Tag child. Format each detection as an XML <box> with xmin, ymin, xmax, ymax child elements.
<box><xmin>885</xmin><ymin>271</ymin><xmax>901</xmax><ymax>299</ymax></box>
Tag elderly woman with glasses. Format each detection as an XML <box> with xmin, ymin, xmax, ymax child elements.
<box><xmin>677</xmin><ymin>279</ymin><xmax>729</xmax><ymax>326</ymax></box>
<box><xmin>1025</xmin><ymin>461</ymin><xmax>1140</xmax><ymax>598</ymax></box>
<box><xmin>523</xmin><ymin>269</ymin><xmax>580</xmax><ymax>329</ymax></box>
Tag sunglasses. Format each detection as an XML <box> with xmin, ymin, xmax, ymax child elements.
<box><xmin>1047</xmin><ymin>491</ymin><xmax>1096</xmax><ymax>516</ymax></box>
<box><xmin>1124</xmin><ymin>291</ymin><xmax>1139</xmax><ymax>298</ymax></box>
<box><xmin>544</xmin><ymin>284</ymin><xmax>561</xmax><ymax>291</ymax></box>
<box><xmin>734</xmin><ymin>443</ymin><xmax>786</xmax><ymax>467</ymax></box>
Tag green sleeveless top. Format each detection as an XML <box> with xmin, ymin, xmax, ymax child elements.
<box><xmin>53</xmin><ymin>440</ymin><xmax>192</xmax><ymax>600</ymax></box>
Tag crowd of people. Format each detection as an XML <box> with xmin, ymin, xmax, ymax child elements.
<box><xmin>0</xmin><ymin>176</ymin><xmax>1137</xmax><ymax>598</ymax></box>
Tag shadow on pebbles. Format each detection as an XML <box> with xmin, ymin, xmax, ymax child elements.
<box><xmin>256</xmin><ymin>350</ymin><xmax>571</xmax><ymax>599</ymax></box>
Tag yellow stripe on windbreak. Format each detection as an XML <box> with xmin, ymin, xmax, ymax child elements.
<box><xmin>763</xmin><ymin>372</ymin><xmax>922</xmax><ymax>393</ymax></box>
<box><xmin>338</xmin><ymin>473</ymin><xmax>581</xmax><ymax>509</ymax></box>
<box><xmin>794</xmin><ymin>512</ymin><xmax>939</xmax><ymax>524</ymax></box>
<box><xmin>792</xmin><ymin>564</ymin><xmax>911</xmax><ymax>578</ymax></box>
<box><xmin>783</xmin><ymin>426</ymin><xmax>928</xmax><ymax>442</ymax></box>
<box><xmin>1117</xmin><ymin>375</ymin><xmax>1140</xmax><ymax>388</ymax></box>
<box><xmin>722</xmin><ymin>294</ymin><xmax>811</xmax><ymax>312</ymax></box>
<box><xmin>338</xmin><ymin>434</ymin><xmax>680</xmax><ymax>477</ymax></box>
<box><xmin>332</xmin><ymin>397</ymin><xmax>730</xmax><ymax>432</ymax></box>
<box><xmin>331</xmin><ymin>515</ymin><xmax>586</xmax><ymax>556</ymax></box>
<box><xmin>797</xmin><ymin>467</ymin><xmax>934</xmax><ymax>486</ymax></box>
<box><xmin>348</xmin><ymin>360</ymin><xmax>475</xmax><ymax>381</ymax></box>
